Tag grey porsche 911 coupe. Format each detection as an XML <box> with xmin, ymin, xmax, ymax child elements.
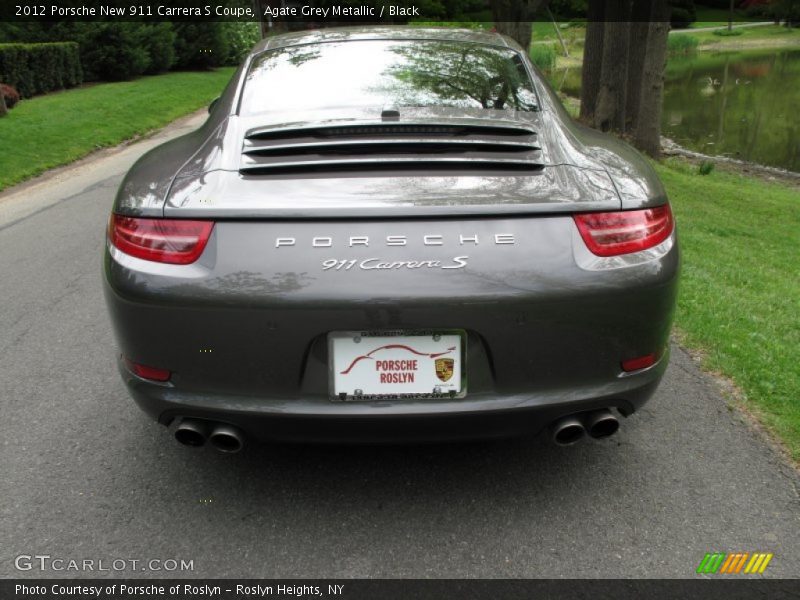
<box><xmin>103</xmin><ymin>27</ymin><xmax>679</xmax><ymax>452</ymax></box>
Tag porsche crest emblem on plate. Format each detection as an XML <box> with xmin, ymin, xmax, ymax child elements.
<box><xmin>435</xmin><ymin>358</ymin><xmax>455</xmax><ymax>382</ymax></box>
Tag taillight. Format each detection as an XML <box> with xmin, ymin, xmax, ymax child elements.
<box><xmin>573</xmin><ymin>205</ymin><xmax>674</xmax><ymax>257</ymax></box>
<box><xmin>108</xmin><ymin>214</ymin><xmax>214</xmax><ymax>265</ymax></box>
<box><xmin>621</xmin><ymin>354</ymin><xmax>657</xmax><ymax>372</ymax></box>
<box><xmin>124</xmin><ymin>358</ymin><xmax>171</xmax><ymax>382</ymax></box>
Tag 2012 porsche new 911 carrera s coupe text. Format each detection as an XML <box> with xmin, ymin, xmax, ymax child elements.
<box><xmin>103</xmin><ymin>27</ymin><xmax>679</xmax><ymax>452</ymax></box>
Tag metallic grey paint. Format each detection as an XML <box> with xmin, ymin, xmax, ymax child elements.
<box><xmin>104</xmin><ymin>27</ymin><xmax>679</xmax><ymax>443</ymax></box>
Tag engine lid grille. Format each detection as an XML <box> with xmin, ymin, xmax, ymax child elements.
<box><xmin>239</xmin><ymin>121</ymin><xmax>543</xmax><ymax>175</ymax></box>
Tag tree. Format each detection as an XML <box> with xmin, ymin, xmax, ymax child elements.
<box><xmin>633</xmin><ymin>0</ymin><xmax>671</xmax><ymax>158</ymax></box>
<box><xmin>771</xmin><ymin>0</ymin><xmax>800</xmax><ymax>26</ymax></box>
<box><xmin>670</xmin><ymin>0</ymin><xmax>697</xmax><ymax>28</ymax></box>
<box><xmin>728</xmin><ymin>0</ymin><xmax>735</xmax><ymax>32</ymax></box>
<box><xmin>252</xmin><ymin>0</ymin><xmax>288</xmax><ymax>37</ymax></box>
<box><xmin>222</xmin><ymin>22</ymin><xmax>262</xmax><ymax>65</ymax></box>
<box><xmin>625</xmin><ymin>0</ymin><xmax>653</xmax><ymax>133</ymax></box>
<box><xmin>579</xmin><ymin>0</ymin><xmax>604</xmax><ymax>122</ymax></box>
<box><xmin>489</xmin><ymin>0</ymin><xmax>549</xmax><ymax>50</ymax></box>
<box><xmin>76</xmin><ymin>24</ymin><xmax>150</xmax><ymax>81</ymax></box>
<box><xmin>0</xmin><ymin>92</ymin><xmax>7</xmax><ymax>118</ymax></box>
<box><xmin>593</xmin><ymin>1</ymin><xmax>631</xmax><ymax>132</ymax></box>
<box><xmin>384</xmin><ymin>42</ymin><xmax>538</xmax><ymax>111</ymax></box>
<box><xmin>173</xmin><ymin>23</ymin><xmax>227</xmax><ymax>69</ymax></box>
<box><xmin>579</xmin><ymin>0</ymin><xmax>671</xmax><ymax>157</ymax></box>
<box><xmin>137</xmin><ymin>23</ymin><xmax>176</xmax><ymax>75</ymax></box>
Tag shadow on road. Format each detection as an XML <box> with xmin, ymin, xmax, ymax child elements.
<box><xmin>124</xmin><ymin>415</ymin><xmax>629</xmax><ymax>511</ymax></box>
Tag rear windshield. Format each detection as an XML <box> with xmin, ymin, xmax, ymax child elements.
<box><xmin>240</xmin><ymin>39</ymin><xmax>538</xmax><ymax>115</ymax></box>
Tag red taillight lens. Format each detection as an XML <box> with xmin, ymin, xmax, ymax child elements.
<box><xmin>573</xmin><ymin>205</ymin><xmax>674</xmax><ymax>257</ymax></box>
<box><xmin>108</xmin><ymin>214</ymin><xmax>214</xmax><ymax>265</ymax></box>
<box><xmin>621</xmin><ymin>353</ymin><xmax>657</xmax><ymax>372</ymax></box>
<box><xmin>124</xmin><ymin>358</ymin><xmax>171</xmax><ymax>382</ymax></box>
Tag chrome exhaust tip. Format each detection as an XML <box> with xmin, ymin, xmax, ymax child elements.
<box><xmin>174</xmin><ymin>418</ymin><xmax>212</xmax><ymax>447</ymax></box>
<box><xmin>583</xmin><ymin>409</ymin><xmax>620</xmax><ymax>439</ymax></box>
<box><xmin>208</xmin><ymin>424</ymin><xmax>244</xmax><ymax>454</ymax></box>
<box><xmin>550</xmin><ymin>415</ymin><xmax>586</xmax><ymax>446</ymax></box>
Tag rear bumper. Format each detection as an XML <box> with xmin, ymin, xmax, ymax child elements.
<box><xmin>118</xmin><ymin>350</ymin><xmax>668</xmax><ymax>443</ymax></box>
<box><xmin>104</xmin><ymin>215</ymin><xmax>679</xmax><ymax>442</ymax></box>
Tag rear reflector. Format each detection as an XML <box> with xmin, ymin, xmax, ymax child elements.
<box><xmin>108</xmin><ymin>214</ymin><xmax>214</xmax><ymax>265</ymax></box>
<box><xmin>573</xmin><ymin>205</ymin><xmax>674</xmax><ymax>257</ymax></box>
<box><xmin>621</xmin><ymin>353</ymin><xmax>657</xmax><ymax>372</ymax></box>
<box><xmin>124</xmin><ymin>358</ymin><xmax>171</xmax><ymax>382</ymax></box>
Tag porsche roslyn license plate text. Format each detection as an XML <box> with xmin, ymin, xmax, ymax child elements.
<box><xmin>329</xmin><ymin>331</ymin><xmax>465</xmax><ymax>400</ymax></box>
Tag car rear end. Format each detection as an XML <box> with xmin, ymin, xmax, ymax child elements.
<box><xmin>103</xmin><ymin>31</ymin><xmax>679</xmax><ymax>449</ymax></box>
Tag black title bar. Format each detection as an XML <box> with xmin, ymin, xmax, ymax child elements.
<box><xmin>1</xmin><ymin>0</ymin><xmax>764</xmax><ymax>23</ymax></box>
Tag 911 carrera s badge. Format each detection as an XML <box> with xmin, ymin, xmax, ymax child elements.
<box><xmin>435</xmin><ymin>358</ymin><xmax>455</xmax><ymax>382</ymax></box>
<box><xmin>321</xmin><ymin>256</ymin><xmax>468</xmax><ymax>271</ymax></box>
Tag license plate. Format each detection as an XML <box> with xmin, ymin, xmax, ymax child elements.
<box><xmin>329</xmin><ymin>331</ymin><xmax>465</xmax><ymax>400</ymax></box>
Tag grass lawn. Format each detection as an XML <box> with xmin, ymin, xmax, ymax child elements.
<box><xmin>655</xmin><ymin>159</ymin><xmax>800</xmax><ymax>461</ymax></box>
<box><xmin>0</xmin><ymin>68</ymin><xmax>235</xmax><ymax>192</ymax></box>
<box><xmin>537</xmin><ymin>22</ymin><xmax>800</xmax><ymax>63</ymax></box>
<box><xmin>686</xmin><ymin>23</ymin><xmax>800</xmax><ymax>48</ymax></box>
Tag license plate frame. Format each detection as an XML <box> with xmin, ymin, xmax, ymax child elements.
<box><xmin>328</xmin><ymin>329</ymin><xmax>467</xmax><ymax>401</ymax></box>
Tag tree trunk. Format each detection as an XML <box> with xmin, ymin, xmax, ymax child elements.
<box><xmin>490</xmin><ymin>0</ymin><xmax>549</xmax><ymax>51</ymax></box>
<box><xmin>728</xmin><ymin>0</ymin><xmax>734</xmax><ymax>32</ymax></box>
<box><xmin>494</xmin><ymin>21</ymin><xmax>533</xmax><ymax>50</ymax></box>
<box><xmin>253</xmin><ymin>0</ymin><xmax>289</xmax><ymax>36</ymax></box>
<box><xmin>593</xmin><ymin>0</ymin><xmax>631</xmax><ymax>132</ymax></box>
<box><xmin>579</xmin><ymin>0</ymin><xmax>605</xmax><ymax>122</ymax></box>
<box><xmin>0</xmin><ymin>92</ymin><xmax>7</xmax><ymax>118</ymax></box>
<box><xmin>632</xmin><ymin>0</ymin><xmax>670</xmax><ymax>158</ymax></box>
<box><xmin>253</xmin><ymin>0</ymin><xmax>267</xmax><ymax>38</ymax></box>
<box><xmin>626</xmin><ymin>1</ymin><xmax>653</xmax><ymax>133</ymax></box>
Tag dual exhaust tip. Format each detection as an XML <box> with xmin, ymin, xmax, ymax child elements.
<box><xmin>550</xmin><ymin>409</ymin><xmax>619</xmax><ymax>446</ymax></box>
<box><xmin>175</xmin><ymin>411</ymin><xmax>617</xmax><ymax>450</ymax></box>
<box><xmin>174</xmin><ymin>419</ymin><xmax>244</xmax><ymax>453</ymax></box>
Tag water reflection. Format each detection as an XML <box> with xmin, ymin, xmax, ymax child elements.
<box><xmin>551</xmin><ymin>48</ymin><xmax>800</xmax><ymax>172</ymax></box>
<box><xmin>664</xmin><ymin>49</ymin><xmax>800</xmax><ymax>171</ymax></box>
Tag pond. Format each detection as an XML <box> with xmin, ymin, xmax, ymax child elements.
<box><xmin>550</xmin><ymin>48</ymin><xmax>800</xmax><ymax>173</ymax></box>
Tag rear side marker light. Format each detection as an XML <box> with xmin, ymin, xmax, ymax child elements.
<box><xmin>574</xmin><ymin>205</ymin><xmax>674</xmax><ymax>257</ymax></box>
<box><xmin>108</xmin><ymin>214</ymin><xmax>214</xmax><ymax>265</ymax></box>
<box><xmin>124</xmin><ymin>358</ymin><xmax>171</xmax><ymax>382</ymax></box>
<box><xmin>621</xmin><ymin>354</ymin><xmax>657</xmax><ymax>372</ymax></box>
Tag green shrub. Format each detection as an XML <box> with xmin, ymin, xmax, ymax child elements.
<box><xmin>713</xmin><ymin>28</ymin><xmax>744</xmax><ymax>36</ymax></box>
<box><xmin>2</xmin><ymin>23</ymin><xmax>177</xmax><ymax>82</ymax></box>
<box><xmin>0</xmin><ymin>42</ymin><xmax>83</xmax><ymax>97</ymax></box>
<box><xmin>744</xmin><ymin>3</ymin><xmax>771</xmax><ymax>18</ymax></box>
<box><xmin>0</xmin><ymin>21</ymin><xmax>250</xmax><ymax>80</ymax></box>
<box><xmin>221</xmin><ymin>22</ymin><xmax>261</xmax><ymax>66</ymax></box>
<box><xmin>137</xmin><ymin>23</ymin><xmax>176</xmax><ymax>74</ymax></box>
<box><xmin>548</xmin><ymin>0</ymin><xmax>590</xmax><ymax>20</ymax></box>
<box><xmin>698</xmin><ymin>160</ymin><xmax>715</xmax><ymax>176</ymax></box>
<box><xmin>76</xmin><ymin>24</ymin><xmax>150</xmax><ymax>81</ymax></box>
<box><xmin>173</xmin><ymin>23</ymin><xmax>227</xmax><ymax>70</ymax></box>
<box><xmin>667</xmin><ymin>35</ymin><xmax>699</xmax><ymax>55</ymax></box>
<box><xmin>530</xmin><ymin>43</ymin><xmax>557</xmax><ymax>72</ymax></box>
<box><xmin>670</xmin><ymin>0</ymin><xmax>697</xmax><ymax>29</ymax></box>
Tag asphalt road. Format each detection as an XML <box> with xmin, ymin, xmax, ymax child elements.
<box><xmin>1</xmin><ymin>115</ymin><xmax>798</xmax><ymax>579</ymax></box>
